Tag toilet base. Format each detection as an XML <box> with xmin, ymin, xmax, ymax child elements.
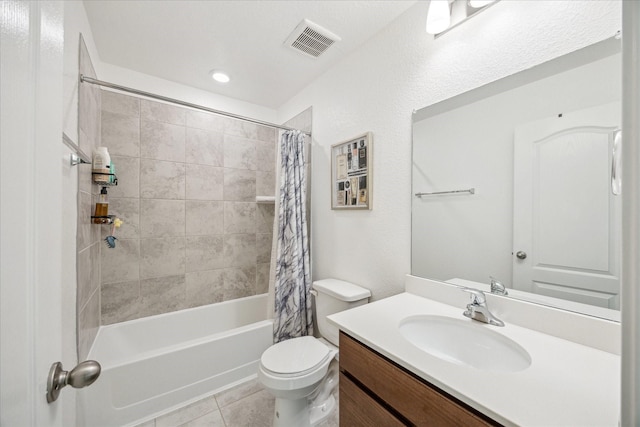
<box><xmin>273</xmin><ymin>395</ymin><xmax>310</xmax><ymax>427</ymax></box>
<box><xmin>310</xmin><ymin>394</ymin><xmax>336</xmax><ymax>426</ymax></box>
<box><xmin>272</xmin><ymin>394</ymin><xmax>336</xmax><ymax>427</ymax></box>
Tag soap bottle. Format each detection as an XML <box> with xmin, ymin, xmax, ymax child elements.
<box><xmin>94</xmin><ymin>187</ymin><xmax>109</xmax><ymax>223</ymax></box>
<box><xmin>93</xmin><ymin>147</ymin><xmax>111</xmax><ymax>183</ymax></box>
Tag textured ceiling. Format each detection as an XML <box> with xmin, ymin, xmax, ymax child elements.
<box><xmin>83</xmin><ymin>1</ymin><xmax>418</xmax><ymax>108</ymax></box>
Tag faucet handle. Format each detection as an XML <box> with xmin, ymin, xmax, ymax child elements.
<box><xmin>461</xmin><ymin>287</ymin><xmax>486</xmax><ymax>305</ymax></box>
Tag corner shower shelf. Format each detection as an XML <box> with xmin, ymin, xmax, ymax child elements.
<box><xmin>91</xmin><ymin>215</ymin><xmax>115</xmax><ymax>225</ymax></box>
<box><xmin>256</xmin><ymin>196</ymin><xmax>275</xmax><ymax>203</ymax></box>
<box><xmin>92</xmin><ymin>172</ymin><xmax>118</xmax><ymax>186</ymax></box>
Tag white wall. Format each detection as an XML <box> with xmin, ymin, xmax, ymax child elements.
<box><xmin>99</xmin><ymin>63</ymin><xmax>278</xmax><ymax>123</ymax></box>
<box><xmin>277</xmin><ymin>0</ymin><xmax>621</xmax><ymax>300</ymax></box>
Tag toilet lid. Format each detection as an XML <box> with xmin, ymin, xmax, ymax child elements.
<box><xmin>261</xmin><ymin>336</ymin><xmax>331</xmax><ymax>375</ymax></box>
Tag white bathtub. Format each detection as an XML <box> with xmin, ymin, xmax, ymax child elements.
<box><xmin>79</xmin><ymin>294</ymin><xmax>273</xmax><ymax>427</ymax></box>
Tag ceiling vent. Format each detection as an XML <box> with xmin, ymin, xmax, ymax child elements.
<box><xmin>284</xmin><ymin>19</ymin><xmax>341</xmax><ymax>59</ymax></box>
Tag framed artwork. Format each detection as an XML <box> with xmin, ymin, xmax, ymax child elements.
<box><xmin>331</xmin><ymin>132</ymin><xmax>372</xmax><ymax>210</ymax></box>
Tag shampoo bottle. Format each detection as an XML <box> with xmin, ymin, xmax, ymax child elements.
<box><xmin>94</xmin><ymin>187</ymin><xmax>109</xmax><ymax>223</ymax></box>
<box><xmin>93</xmin><ymin>147</ymin><xmax>111</xmax><ymax>183</ymax></box>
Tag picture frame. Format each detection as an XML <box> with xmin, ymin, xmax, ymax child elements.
<box><xmin>331</xmin><ymin>132</ymin><xmax>372</xmax><ymax>210</ymax></box>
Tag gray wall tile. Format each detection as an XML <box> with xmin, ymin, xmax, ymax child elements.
<box><xmin>186</xmin><ymin>270</ymin><xmax>224</xmax><ymax>308</ymax></box>
<box><xmin>256</xmin><ymin>263</ymin><xmax>270</xmax><ymax>295</ymax></box>
<box><xmin>140</xmin><ymin>120</ymin><xmax>186</xmax><ymax>162</ymax></box>
<box><xmin>101</xmin><ymin>111</ymin><xmax>140</xmax><ymax>158</ymax></box>
<box><xmin>140</xmin><ymin>199</ymin><xmax>185</xmax><ymax>238</ymax></box>
<box><xmin>224</xmin><ymin>118</ymin><xmax>276</xmax><ymax>143</ymax></box>
<box><xmin>101</xmin><ymin>90</ymin><xmax>140</xmax><ymax>117</ymax></box>
<box><xmin>186</xmin><ymin>164</ymin><xmax>224</xmax><ymax>200</ymax></box>
<box><xmin>103</xmin><ymin>198</ymin><xmax>140</xmax><ymax>239</ymax></box>
<box><xmin>223</xmin><ymin>169</ymin><xmax>256</xmax><ymax>201</ymax></box>
<box><xmin>97</xmin><ymin>95</ymin><xmax>282</xmax><ymax>326</ymax></box>
<box><xmin>140</xmin><ymin>237</ymin><xmax>186</xmax><ymax>279</ymax></box>
<box><xmin>224</xmin><ymin>135</ymin><xmax>256</xmax><ymax>170</ymax></box>
<box><xmin>186</xmin><ymin>201</ymin><xmax>224</xmax><ymax>236</ymax></box>
<box><xmin>186</xmin><ymin>127</ymin><xmax>224</xmax><ymax>167</ymax></box>
<box><xmin>256</xmin><ymin>204</ymin><xmax>275</xmax><ymax>234</ymax></box>
<box><xmin>77</xmin><ymin>190</ymin><xmax>93</xmax><ymax>251</ymax></box>
<box><xmin>77</xmin><ymin>246</ymin><xmax>92</xmax><ymax>312</ymax></box>
<box><xmin>256</xmin><ymin>263</ymin><xmax>271</xmax><ymax>295</ymax></box>
<box><xmin>256</xmin><ymin>170</ymin><xmax>275</xmax><ymax>197</ymax></box>
<box><xmin>108</xmin><ymin>156</ymin><xmax>140</xmax><ymax>198</ymax></box>
<box><xmin>256</xmin><ymin>234</ymin><xmax>272</xmax><ymax>264</ymax></box>
<box><xmin>186</xmin><ymin>235</ymin><xmax>224</xmax><ymax>272</ymax></box>
<box><xmin>77</xmin><ymin>288</ymin><xmax>100</xmax><ymax>361</ymax></box>
<box><xmin>141</xmin><ymin>99</ymin><xmax>186</xmax><ymax>126</ymax></box>
<box><xmin>224</xmin><ymin>234</ymin><xmax>256</xmax><ymax>268</ymax></box>
<box><xmin>101</xmin><ymin>238</ymin><xmax>140</xmax><ymax>284</ymax></box>
<box><xmin>186</xmin><ymin>110</ymin><xmax>225</xmax><ymax>133</ymax></box>
<box><xmin>223</xmin><ymin>267</ymin><xmax>257</xmax><ymax>301</ymax></box>
<box><xmin>140</xmin><ymin>275</ymin><xmax>186</xmax><ymax>317</ymax></box>
<box><xmin>77</xmin><ymin>37</ymin><xmax>103</xmax><ymax>359</ymax></box>
<box><xmin>224</xmin><ymin>202</ymin><xmax>256</xmax><ymax>234</ymax></box>
<box><xmin>256</xmin><ymin>141</ymin><xmax>276</xmax><ymax>172</ymax></box>
<box><xmin>78</xmin><ymin>142</ymin><xmax>93</xmax><ymax>194</ymax></box>
<box><xmin>140</xmin><ymin>159</ymin><xmax>185</xmax><ymax>199</ymax></box>
<box><xmin>101</xmin><ymin>280</ymin><xmax>140</xmax><ymax>325</ymax></box>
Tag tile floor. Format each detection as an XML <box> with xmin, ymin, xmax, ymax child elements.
<box><xmin>133</xmin><ymin>368</ymin><xmax>339</xmax><ymax>427</ymax></box>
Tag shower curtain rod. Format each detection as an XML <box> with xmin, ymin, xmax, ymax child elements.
<box><xmin>80</xmin><ymin>75</ymin><xmax>312</xmax><ymax>137</ymax></box>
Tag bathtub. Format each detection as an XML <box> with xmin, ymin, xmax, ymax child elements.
<box><xmin>79</xmin><ymin>294</ymin><xmax>273</xmax><ymax>427</ymax></box>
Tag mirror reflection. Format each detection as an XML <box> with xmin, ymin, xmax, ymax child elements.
<box><xmin>411</xmin><ymin>36</ymin><xmax>621</xmax><ymax>320</ymax></box>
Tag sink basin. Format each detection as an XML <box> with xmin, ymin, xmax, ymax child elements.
<box><xmin>399</xmin><ymin>315</ymin><xmax>531</xmax><ymax>373</ymax></box>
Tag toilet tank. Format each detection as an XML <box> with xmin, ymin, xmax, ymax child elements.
<box><xmin>313</xmin><ymin>279</ymin><xmax>371</xmax><ymax>346</ymax></box>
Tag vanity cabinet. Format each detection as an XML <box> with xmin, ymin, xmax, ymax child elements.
<box><xmin>339</xmin><ymin>332</ymin><xmax>500</xmax><ymax>427</ymax></box>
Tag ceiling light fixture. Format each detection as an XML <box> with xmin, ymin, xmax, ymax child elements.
<box><xmin>211</xmin><ymin>70</ymin><xmax>230</xmax><ymax>83</ymax></box>
<box><xmin>426</xmin><ymin>0</ymin><xmax>451</xmax><ymax>35</ymax></box>
<box><xmin>426</xmin><ymin>0</ymin><xmax>498</xmax><ymax>37</ymax></box>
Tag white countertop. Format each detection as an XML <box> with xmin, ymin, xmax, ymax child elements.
<box><xmin>328</xmin><ymin>291</ymin><xmax>620</xmax><ymax>426</ymax></box>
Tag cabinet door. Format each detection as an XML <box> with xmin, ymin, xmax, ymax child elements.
<box><xmin>340</xmin><ymin>373</ymin><xmax>405</xmax><ymax>427</ymax></box>
<box><xmin>340</xmin><ymin>332</ymin><xmax>498</xmax><ymax>427</ymax></box>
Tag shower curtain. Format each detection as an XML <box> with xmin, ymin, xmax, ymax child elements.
<box><xmin>273</xmin><ymin>130</ymin><xmax>312</xmax><ymax>342</ymax></box>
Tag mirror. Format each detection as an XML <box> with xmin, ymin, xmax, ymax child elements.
<box><xmin>411</xmin><ymin>36</ymin><xmax>621</xmax><ymax>321</ymax></box>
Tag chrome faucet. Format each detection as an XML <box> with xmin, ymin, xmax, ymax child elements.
<box><xmin>461</xmin><ymin>287</ymin><xmax>504</xmax><ymax>327</ymax></box>
<box><xmin>490</xmin><ymin>276</ymin><xmax>508</xmax><ymax>296</ymax></box>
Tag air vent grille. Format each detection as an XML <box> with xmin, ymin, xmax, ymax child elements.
<box><xmin>285</xmin><ymin>19</ymin><xmax>341</xmax><ymax>59</ymax></box>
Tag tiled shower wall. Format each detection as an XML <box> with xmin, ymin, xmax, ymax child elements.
<box><xmin>99</xmin><ymin>90</ymin><xmax>277</xmax><ymax>324</ymax></box>
<box><xmin>77</xmin><ymin>37</ymin><xmax>102</xmax><ymax>360</ymax></box>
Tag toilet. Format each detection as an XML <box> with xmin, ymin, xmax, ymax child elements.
<box><xmin>258</xmin><ymin>279</ymin><xmax>371</xmax><ymax>427</ymax></box>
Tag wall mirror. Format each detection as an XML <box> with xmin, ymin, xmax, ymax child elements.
<box><xmin>411</xmin><ymin>35</ymin><xmax>621</xmax><ymax>321</ymax></box>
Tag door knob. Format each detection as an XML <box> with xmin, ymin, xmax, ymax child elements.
<box><xmin>46</xmin><ymin>360</ymin><xmax>101</xmax><ymax>403</ymax></box>
<box><xmin>516</xmin><ymin>251</ymin><xmax>527</xmax><ymax>260</ymax></box>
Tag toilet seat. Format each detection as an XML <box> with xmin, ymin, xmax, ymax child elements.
<box><xmin>260</xmin><ymin>336</ymin><xmax>331</xmax><ymax>378</ymax></box>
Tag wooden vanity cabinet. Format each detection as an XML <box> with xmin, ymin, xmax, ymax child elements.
<box><xmin>339</xmin><ymin>332</ymin><xmax>501</xmax><ymax>427</ymax></box>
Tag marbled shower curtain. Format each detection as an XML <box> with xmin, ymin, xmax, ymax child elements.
<box><xmin>273</xmin><ymin>130</ymin><xmax>312</xmax><ymax>342</ymax></box>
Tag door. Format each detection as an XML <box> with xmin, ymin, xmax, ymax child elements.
<box><xmin>513</xmin><ymin>102</ymin><xmax>621</xmax><ymax>309</ymax></box>
<box><xmin>1</xmin><ymin>2</ymin><xmax>65</xmax><ymax>426</ymax></box>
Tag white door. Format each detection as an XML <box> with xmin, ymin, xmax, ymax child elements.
<box><xmin>1</xmin><ymin>2</ymin><xmax>65</xmax><ymax>426</ymax></box>
<box><xmin>513</xmin><ymin>102</ymin><xmax>621</xmax><ymax>309</ymax></box>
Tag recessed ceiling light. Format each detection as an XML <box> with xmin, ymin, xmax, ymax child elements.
<box><xmin>211</xmin><ymin>70</ymin><xmax>230</xmax><ymax>83</ymax></box>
